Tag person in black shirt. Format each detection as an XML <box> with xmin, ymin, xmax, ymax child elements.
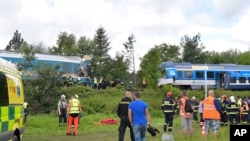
<box><xmin>117</xmin><ymin>91</ymin><xmax>135</xmax><ymax>141</ymax></box>
<box><xmin>161</xmin><ymin>91</ymin><xmax>174</xmax><ymax>132</ymax></box>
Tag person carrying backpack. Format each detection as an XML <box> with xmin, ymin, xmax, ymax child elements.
<box><xmin>179</xmin><ymin>90</ymin><xmax>193</xmax><ymax>140</ymax></box>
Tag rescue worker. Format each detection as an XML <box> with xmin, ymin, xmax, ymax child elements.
<box><xmin>236</xmin><ymin>96</ymin><xmax>242</xmax><ymax>122</ymax></box>
<box><xmin>142</xmin><ymin>76</ymin><xmax>147</xmax><ymax>90</ymax></box>
<box><xmin>220</xmin><ymin>94</ymin><xmax>229</xmax><ymax>126</ymax></box>
<box><xmin>73</xmin><ymin>94</ymin><xmax>82</xmax><ymax>128</ymax></box>
<box><xmin>66</xmin><ymin>94</ymin><xmax>82</xmax><ymax>136</ymax></box>
<box><xmin>173</xmin><ymin>96</ymin><xmax>179</xmax><ymax>117</ymax></box>
<box><xmin>191</xmin><ymin>96</ymin><xmax>199</xmax><ymax>123</ymax></box>
<box><xmin>226</xmin><ymin>96</ymin><xmax>240</xmax><ymax>125</ymax></box>
<box><xmin>23</xmin><ymin>99</ymin><xmax>28</xmax><ymax>124</ymax></box>
<box><xmin>93</xmin><ymin>77</ymin><xmax>97</xmax><ymax>89</ymax></box>
<box><xmin>198</xmin><ymin>97</ymin><xmax>204</xmax><ymax>127</ymax></box>
<box><xmin>241</xmin><ymin>97</ymin><xmax>249</xmax><ymax>124</ymax></box>
<box><xmin>161</xmin><ymin>91</ymin><xmax>174</xmax><ymax>132</ymax></box>
<box><xmin>117</xmin><ymin>91</ymin><xmax>135</xmax><ymax>141</ymax></box>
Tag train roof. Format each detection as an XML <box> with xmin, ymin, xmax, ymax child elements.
<box><xmin>160</xmin><ymin>62</ymin><xmax>250</xmax><ymax>71</ymax></box>
<box><xmin>0</xmin><ymin>50</ymin><xmax>81</xmax><ymax>63</ymax></box>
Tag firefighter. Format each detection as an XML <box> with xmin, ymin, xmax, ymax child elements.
<box><xmin>226</xmin><ymin>96</ymin><xmax>240</xmax><ymax>125</ymax></box>
<box><xmin>66</xmin><ymin>94</ymin><xmax>82</xmax><ymax>136</ymax></box>
<box><xmin>117</xmin><ymin>91</ymin><xmax>135</xmax><ymax>141</ymax></box>
<box><xmin>191</xmin><ymin>96</ymin><xmax>199</xmax><ymax>123</ymax></box>
<box><xmin>241</xmin><ymin>97</ymin><xmax>249</xmax><ymax>124</ymax></box>
<box><xmin>220</xmin><ymin>95</ymin><xmax>229</xmax><ymax>126</ymax></box>
<box><xmin>161</xmin><ymin>91</ymin><xmax>174</xmax><ymax>132</ymax></box>
<box><xmin>23</xmin><ymin>99</ymin><xmax>28</xmax><ymax>124</ymax></box>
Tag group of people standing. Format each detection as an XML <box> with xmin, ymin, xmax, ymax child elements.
<box><xmin>162</xmin><ymin>89</ymin><xmax>250</xmax><ymax>140</ymax></box>
<box><xmin>161</xmin><ymin>90</ymin><xmax>222</xmax><ymax>140</ymax></box>
<box><xmin>57</xmin><ymin>94</ymin><xmax>82</xmax><ymax>136</ymax></box>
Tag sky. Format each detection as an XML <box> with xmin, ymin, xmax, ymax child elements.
<box><xmin>0</xmin><ymin>0</ymin><xmax>250</xmax><ymax>70</ymax></box>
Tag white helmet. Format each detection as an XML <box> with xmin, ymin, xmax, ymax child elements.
<box><xmin>229</xmin><ymin>96</ymin><xmax>235</xmax><ymax>103</ymax></box>
<box><xmin>75</xmin><ymin>94</ymin><xmax>79</xmax><ymax>99</ymax></box>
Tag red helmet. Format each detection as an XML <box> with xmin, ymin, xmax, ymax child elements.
<box><xmin>221</xmin><ymin>94</ymin><xmax>227</xmax><ymax>99</ymax></box>
<box><xmin>167</xmin><ymin>91</ymin><xmax>172</xmax><ymax>96</ymax></box>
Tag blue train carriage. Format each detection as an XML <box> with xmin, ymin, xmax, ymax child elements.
<box><xmin>0</xmin><ymin>50</ymin><xmax>93</xmax><ymax>87</ymax></box>
<box><xmin>158</xmin><ymin>62</ymin><xmax>250</xmax><ymax>90</ymax></box>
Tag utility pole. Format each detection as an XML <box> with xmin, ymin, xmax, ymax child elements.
<box><xmin>132</xmin><ymin>46</ymin><xmax>136</xmax><ymax>88</ymax></box>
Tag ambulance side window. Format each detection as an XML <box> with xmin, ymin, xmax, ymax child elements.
<box><xmin>0</xmin><ymin>72</ymin><xmax>8</xmax><ymax>106</ymax></box>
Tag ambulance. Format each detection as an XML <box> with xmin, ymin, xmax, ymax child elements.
<box><xmin>0</xmin><ymin>58</ymin><xmax>25</xmax><ymax>141</ymax></box>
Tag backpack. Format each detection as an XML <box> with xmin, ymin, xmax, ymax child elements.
<box><xmin>184</xmin><ymin>98</ymin><xmax>193</xmax><ymax>113</ymax></box>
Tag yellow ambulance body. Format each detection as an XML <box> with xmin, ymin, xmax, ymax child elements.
<box><xmin>0</xmin><ymin>58</ymin><xmax>25</xmax><ymax>141</ymax></box>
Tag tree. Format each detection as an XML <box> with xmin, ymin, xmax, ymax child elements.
<box><xmin>92</xmin><ymin>26</ymin><xmax>111</xmax><ymax>78</ymax></box>
<box><xmin>138</xmin><ymin>47</ymin><xmax>162</xmax><ymax>89</ymax></box>
<box><xmin>50</xmin><ymin>32</ymin><xmax>76</xmax><ymax>55</ymax></box>
<box><xmin>17</xmin><ymin>43</ymin><xmax>36</xmax><ymax>71</ymax></box>
<box><xmin>180</xmin><ymin>33</ymin><xmax>207</xmax><ymax>63</ymax></box>
<box><xmin>206</xmin><ymin>51</ymin><xmax>222</xmax><ymax>64</ymax></box>
<box><xmin>76</xmin><ymin>36</ymin><xmax>95</xmax><ymax>57</ymax></box>
<box><xmin>220</xmin><ymin>48</ymin><xmax>241</xmax><ymax>64</ymax></box>
<box><xmin>5</xmin><ymin>30</ymin><xmax>24</xmax><ymax>51</ymax></box>
<box><xmin>123</xmin><ymin>34</ymin><xmax>136</xmax><ymax>86</ymax></box>
<box><xmin>238</xmin><ymin>51</ymin><xmax>250</xmax><ymax>65</ymax></box>
<box><xmin>156</xmin><ymin>43</ymin><xmax>180</xmax><ymax>62</ymax></box>
<box><xmin>103</xmin><ymin>52</ymin><xmax>129</xmax><ymax>82</ymax></box>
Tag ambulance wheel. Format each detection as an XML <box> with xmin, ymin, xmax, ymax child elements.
<box><xmin>12</xmin><ymin>135</ymin><xmax>19</xmax><ymax>141</ymax></box>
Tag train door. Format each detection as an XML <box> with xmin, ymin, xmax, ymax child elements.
<box><xmin>216</xmin><ymin>72</ymin><xmax>226</xmax><ymax>88</ymax></box>
<box><xmin>223</xmin><ymin>72</ymin><xmax>230</xmax><ymax>89</ymax></box>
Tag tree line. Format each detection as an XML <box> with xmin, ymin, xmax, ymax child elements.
<box><xmin>3</xmin><ymin>28</ymin><xmax>250</xmax><ymax>113</ymax></box>
<box><xmin>5</xmin><ymin>29</ymin><xmax>250</xmax><ymax>89</ymax></box>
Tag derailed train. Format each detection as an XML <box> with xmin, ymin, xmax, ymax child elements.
<box><xmin>0</xmin><ymin>50</ymin><xmax>93</xmax><ymax>86</ymax></box>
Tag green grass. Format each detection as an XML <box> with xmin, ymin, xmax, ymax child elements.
<box><xmin>23</xmin><ymin>114</ymin><xmax>230</xmax><ymax>141</ymax></box>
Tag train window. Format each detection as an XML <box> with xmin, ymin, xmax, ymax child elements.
<box><xmin>239</xmin><ymin>77</ymin><xmax>246</xmax><ymax>83</ymax></box>
<box><xmin>196</xmin><ymin>71</ymin><xmax>204</xmax><ymax>78</ymax></box>
<box><xmin>184</xmin><ymin>71</ymin><xmax>192</xmax><ymax>78</ymax></box>
<box><xmin>230</xmin><ymin>77</ymin><xmax>236</xmax><ymax>83</ymax></box>
<box><xmin>207</xmin><ymin>71</ymin><xmax>214</xmax><ymax>78</ymax></box>
<box><xmin>178</xmin><ymin>71</ymin><xmax>182</xmax><ymax>78</ymax></box>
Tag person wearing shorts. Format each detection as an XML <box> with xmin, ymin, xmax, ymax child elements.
<box><xmin>203</xmin><ymin>90</ymin><xmax>221</xmax><ymax>140</ymax></box>
<box><xmin>179</xmin><ymin>90</ymin><xmax>193</xmax><ymax>140</ymax></box>
<box><xmin>204</xmin><ymin>119</ymin><xmax>220</xmax><ymax>134</ymax></box>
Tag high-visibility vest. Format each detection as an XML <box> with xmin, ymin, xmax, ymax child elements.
<box><xmin>94</xmin><ymin>77</ymin><xmax>97</xmax><ymax>84</ymax></box>
<box><xmin>23</xmin><ymin>102</ymin><xmax>28</xmax><ymax>109</ymax></box>
<box><xmin>203</xmin><ymin>96</ymin><xmax>220</xmax><ymax>120</ymax></box>
<box><xmin>69</xmin><ymin>99</ymin><xmax>80</xmax><ymax>114</ymax></box>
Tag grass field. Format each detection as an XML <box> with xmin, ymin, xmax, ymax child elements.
<box><xmin>22</xmin><ymin>114</ymin><xmax>230</xmax><ymax>141</ymax></box>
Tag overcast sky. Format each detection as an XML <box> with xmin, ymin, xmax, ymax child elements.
<box><xmin>1</xmin><ymin>0</ymin><xmax>250</xmax><ymax>70</ymax></box>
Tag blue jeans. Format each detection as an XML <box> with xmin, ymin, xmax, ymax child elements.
<box><xmin>132</xmin><ymin>125</ymin><xmax>147</xmax><ymax>141</ymax></box>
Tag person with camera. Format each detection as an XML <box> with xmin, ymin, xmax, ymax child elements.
<box><xmin>117</xmin><ymin>91</ymin><xmax>135</xmax><ymax>141</ymax></box>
